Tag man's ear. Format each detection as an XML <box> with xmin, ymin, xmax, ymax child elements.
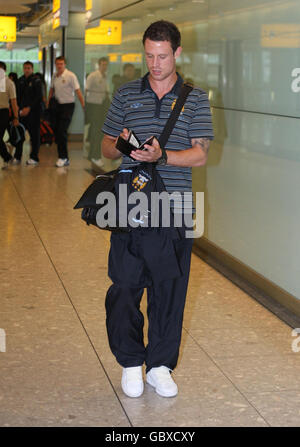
<box><xmin>174</xmin><ymin>46</ymin><xmax>182</xmax><ymax>59</ymax></box>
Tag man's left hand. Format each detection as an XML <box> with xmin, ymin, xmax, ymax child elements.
<box><xmin>130</xmin><ymin>137</ymin><xmax>162</xmax><ymax>163</ymax></box>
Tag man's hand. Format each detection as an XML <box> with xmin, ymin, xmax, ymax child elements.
<box><xmin>12</xmin><ymin>118</ymin><xmax>19</xmax><ymax>127</ymax></box>
<box><xmin>130</xmin><ymin>136</ymin><xmax>162</xmax><ymax>163</ymax></box>
<box><xmin>20</xmin><ymin>107</ymin><xmax>30</xmax><ymax>117</ymax></box>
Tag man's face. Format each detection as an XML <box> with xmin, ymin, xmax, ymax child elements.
<box><xmin>144</xmin><ymin>38</ymin><xmax>182</xmax><ymax>82</ymax></box>
<box><xmin>55</xmin><ymin>59</ymin><xmax>66</xmax><ymax>75</ymax></box>
<box><xmin>23</xmin><ymin>64</ymin><xmax>33</xmax><ymax>78</ymax></box>
<box><xmin>124</xmin><ymin>65</ymin><xmax>135</xmax><ymax>81</ymax></box>
<box><xmin>99</xmin><ymin>60</ymin><xmax>108</xmax><ymax>75</ymax></box>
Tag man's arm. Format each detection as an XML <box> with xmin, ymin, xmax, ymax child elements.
<box><xmin>102</xmin><ymin>132</ymin><xmax>125</xmax><ymax>160</ymax></box>
<box><xmin>10</xmin><ymin>98</ymin><xmax>19</xmax><ymax>126</ymax></box>
<box><xmin>130</xmin><ymin>137</ymin><xmax>211</xmax><ymax>167</ymax></box>
<box><xmin>75</xmin><ymin>88</ymin><xmax>85</xmax><ymax>109</ymax></box>
<box><xmin>47</xmin><ymin>87</ymin><xmax>54</xmax><ymax>108</ymax></box>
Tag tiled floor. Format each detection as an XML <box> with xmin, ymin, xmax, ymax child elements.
<box><xmin>1</xmin><ymin>142</ymin><xmax>300</xmax><ymax>427</ymax></box>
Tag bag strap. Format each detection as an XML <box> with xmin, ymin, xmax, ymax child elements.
<box><xmin>158</xmin><ymin>82</ymin><xmax>193</xmax><ymax>149</ymax></box>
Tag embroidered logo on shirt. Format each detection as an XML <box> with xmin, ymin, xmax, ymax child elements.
<box><xmin>130</xmin><ymin>102</ymin><xmax>143</xmax><ymax>109</ymax></box>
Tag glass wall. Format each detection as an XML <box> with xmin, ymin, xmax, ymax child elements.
<box><xmin>83</xmin><ymin>0</ymin><xmax>300</xmax><ymax>302</ymax></box>
<box><xmin>0</xmin><ymin>47</ymin><xmax>39</xmax><ymax>76</ymax></box>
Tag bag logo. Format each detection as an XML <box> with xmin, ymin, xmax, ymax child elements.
<box><xmin>171</xmin><ymin>99</ymin><xmax>184</xmax><ymax>114</ymax></box>
<box><xmin>132</xmin><ymin>172</ymin><xmax>151</xmax><ymax>191</ymax></box>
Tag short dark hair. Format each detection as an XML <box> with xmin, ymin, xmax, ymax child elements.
<box><xmin>143</xmin><ymin>20</ymin><xmax>181</xmax><ymax>53</ymax></box>
<box><xmin>23</xmin><ymin>60</ymin><xmax>33</xmax><ymax>68</ymax></box>
<box><xmin>55</xmin><ymin>56</ymin><xmax>66</xmax><ymax>63</ymax></box>
<box><xmin>123</xmin><ymin>63</ymin><xmax>134</xmax><ymax>71</ymax></box>
<box><xmin>0</xmin><ymin>61</ymin><xmax>6</xmax><ymax>71</ymax></box>
<box><xmin>98</xmin><ymin>57</ymin><xmax>108</xmax><ymax>64</ymax></box>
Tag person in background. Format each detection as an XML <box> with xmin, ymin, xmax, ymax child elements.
<box><xmin>47</xmin><ymin>56</ymin><xmax>85</xmax><ymax>168</ymax></box>
<box><xmin>35</xmin><ymin>72</ymin><xmax>47</xmax><ymax>109</ymax></box>
<box><xmin>16</xmin><ymin>61</ymin><xmax>43</xmax><ymax>166</ymax></box>
<box><xmin>85</xmin><ymin>57</ymin><xmax>110</xmax><ymax>169</ymax></box>
<box><xmin>112</xmin><ymin>63</ymin><xmax>137</xmax><ymax>94</ymax></box>
<box><xmin>0</xmin><ymin>62</ymin><xmax>19</xmax><ymax>169</ymax></box>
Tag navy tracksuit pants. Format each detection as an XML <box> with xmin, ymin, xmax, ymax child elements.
<box><xmin>105</xmin><ymin>227</ymin><xmax>193</xmax><ymax>373</ymax></box>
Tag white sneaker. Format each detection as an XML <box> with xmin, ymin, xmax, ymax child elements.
<box><xmin>121</xmin><ymin>366</ymin><xmax>144</xmax><ymax>398</ymax></box>
<box><xmin>91</xmin><ymin>158</ymin><xmax>104</xmax><ymax>168</ymax></box>
<box><xmin>11</xmin><ymin>158</ymin><xmax>21</xmax><ymax>165</ymax></box>
<box><xmin>26</xmin><ymin>158</ymin><xmax>39</xmax><ymax>166</ymax></box>
<box><xmin>146</xmin><ymin>366</ymin><xmax>178</xmax><ymax>397</ymax></box>
<box><xmin>55</xmin><ymin>158</ymin><xmax>70</xmax><ymax>167</ymax></box>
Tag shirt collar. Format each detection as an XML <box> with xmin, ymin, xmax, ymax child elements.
<box><xmin>140</xmin><ymin>72</ymin><xmax>183</xmax><ymax>96</ymax></box>
<box><xmin>56</xmin><ymin>68</ymin><xmax>67</xmax><ymax>78</ymax></box>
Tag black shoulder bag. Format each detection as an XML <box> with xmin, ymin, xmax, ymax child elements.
<box><xmin>73</xmin><ymin>82</ymin><xmax>193</xmax><ymax>232</ymax></box>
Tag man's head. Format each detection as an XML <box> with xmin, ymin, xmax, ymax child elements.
<box><xmin>123</xmin><ymin>63</ymin><xmax>135</xmax><ymax>81</ymax></box>
<box><xmin>98</xmin><ymin>57</ymin><xmax>108</xmax><ymax>75</ymax></box>
<box><xmin>0</xmin><ymin>61</ymin><xmax>6</xmax><ymax>71</ymax></box>
<box><xmin>23</xmin><ymin>61</ymin><xmax>33</xmax><ymax>78</ymax></box>
<box><xmin>55</xmin><ymin>56</ymin><xmax>66</xmax><ymax>75</ymax></box>
<box><xmin>143</xmin><ymin>20</ymin><xmax>182</xmax><ymax>82</ymax></box>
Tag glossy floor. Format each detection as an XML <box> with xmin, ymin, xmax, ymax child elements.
<box><xmin>1</xmin><ymin>143</ymin><xmax>300</xmax><ymax>427</ymax></box>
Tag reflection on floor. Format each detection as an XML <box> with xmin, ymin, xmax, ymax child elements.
<box><xmin>1</xmin><ymin>142</ymin><xmax>300</xmax><ymax>427</ymax></box>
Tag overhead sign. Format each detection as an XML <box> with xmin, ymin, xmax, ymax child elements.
<box><xmin>261</xmin><ymin>24</ymin><xmax>300</xmax><ymax>48</ymax></box>
<box><xmin>0</xmin><ymin>16</ymin><xmax>16</xmax><ymax>42</ymax></box>
<box><xmin>53</xmin><ymin>0</ymin><xmax>68</xmax><ymax>29</ymax></box>
<box><xmin>86</xmin><ymin>0</ymin><xmax>92</xmax><ymax>10</ymax></box>
<box><xmin>121</xmin><ymin>53</ymin><xmax>142</xmax><ymax>63</ymax></box>
<box><xmin>85</xmin><ymin>20</ymin><xmax>122</xmax><ymax>45</ymax></box>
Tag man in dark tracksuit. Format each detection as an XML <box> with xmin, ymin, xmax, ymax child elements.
<box><xmin>101</xmin><ymin>21</ymin><xmax>213</xmax><ymax>398</ymax></box>
<box><xmin>17</xmin><ymin>61</ymin><xmax>43</xmax><ymax>165</ymax></box>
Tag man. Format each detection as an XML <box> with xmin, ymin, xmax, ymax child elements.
<box><xmin>112</xmin><ymin>63</ymin><xmax>136</xmax><ymax>94</ymax></box>
<box><xmin>48</xmin><ymin>56</ymin><xmax>85</xmax><ymax>167</ymax></box>
<box><xmin>0</xmin><ymin>62</ymin><xmax>19</xmax><ymax>169</ymax></box>
<box><xmin>101</xmin><ymin>21</ymin><xmax>214</xmax><ymax>398</ymax></box>
<box><xmin>85</xmin><ymin>57</ymin><xmax>110</xmax><ymax>169</ymax></box>
<box><xmin>16</xmin><ymin>61</ymin><xmax>43</xmax><ymax>166</ymax></box>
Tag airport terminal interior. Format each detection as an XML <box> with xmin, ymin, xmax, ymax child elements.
<box><xmin>1</xmin><ymin>0</ymin><xmax>300</xmax><ymax>427</ymax></box>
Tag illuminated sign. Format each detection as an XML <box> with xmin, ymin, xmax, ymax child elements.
<box><xmin>85</xmin><ymin>20</ymin><xmax>122</xmax><ymax>45</ymax></box>
<box><xmin>121</xmin><ymin>53</ymin><xmax>142</xmax><ymax>63</ymax></box>
<box><xmin>108</xmin><ymin>53</ymin><xmax>120</xmax><ymax>62</ymax></box>
<box><xmin>0</xmin><ymin>16</ymin><xmax>16</xmax><ymax>42</ymax></box>
<box><xmin>52</xmin><ymin>0</ymin><xmax>68</xmax><ymax>30</ymax></box>
<box><xmin>86</xmin><ymin>0</ymin><xmax>92</xmax><ymax>10</ymax></box>
<box><xmin>261</xmin><ymin>24</ymin><xmax>300</xmax><ymax>48</ymax></box>
<box><xmin>53</xmin><ymin>0</ymin><xmax>60</xmax><ymax>13</ymax></box>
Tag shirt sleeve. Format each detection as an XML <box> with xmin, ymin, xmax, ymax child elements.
<box><xmin>72</xmin><ymin>73</ymin><xmax>80</xmax><ymax>91</ymax></box>
<box><xmin>102</xmin><ymin>89</ymin><xmax>125</xmax><ymax>137</ymax></box>
<box><xmin>188</xmin><ymin>90</ymin><xmax>214</xmax><ymax>141</ymax></box>
<box><xmin>7</xmin><ymin>79</ymin><xmax>16</xmax><ymax>100</ymax></box>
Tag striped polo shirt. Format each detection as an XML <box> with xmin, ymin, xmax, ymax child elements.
<box><xmin>102</xmin><ymin>73</ymin><xmax>214</xmax><ymax>212</ymax></box>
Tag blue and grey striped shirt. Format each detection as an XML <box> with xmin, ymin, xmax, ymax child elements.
<box><xmin>102</xmin><ymin>73</ymin><xmax>214</xmax><ymax>212</ymax></box>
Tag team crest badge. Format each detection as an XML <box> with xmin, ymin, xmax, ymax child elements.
<box><xmin>132</xmin><ymin>171</ymin><xmax>151</xmax><ymax>191</ymax></box>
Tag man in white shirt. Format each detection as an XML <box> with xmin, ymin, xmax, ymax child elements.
<box><xmin>48</xmin><ymin>56</ymin><xmax>85</xmax><ymax>167</ymax></box>
<box><xmin>0</xmin><ymin>62</ymin><xmax>19</xmax><ymax>169</ymax></box>
<box><xmin>85</xmin><ymin>57</ymin><xmax>110</xmax><ymax>168</ymax></box>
